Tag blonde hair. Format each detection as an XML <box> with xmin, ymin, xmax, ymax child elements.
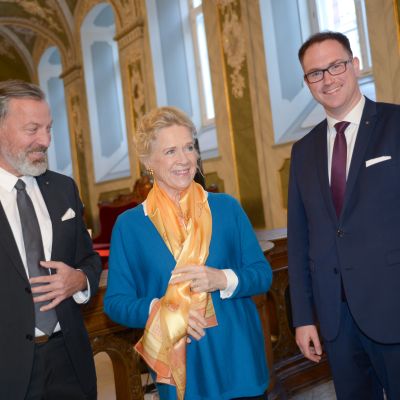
<box><xmin>135</xmin><ymin>106</ymin><xmax>197</xmax><ymax>162</ymax></box>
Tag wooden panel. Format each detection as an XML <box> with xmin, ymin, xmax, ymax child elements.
<box><xmin>264</xmin><ymin>235</ymin><xmax>332</xmax><ymax>398</ymax></box>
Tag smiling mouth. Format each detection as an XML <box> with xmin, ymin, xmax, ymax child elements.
<box><xmin>324</xmin><ymin>85</ymin><xmax>341</xmax><ymax>95</ymax></box>
<box><xmin>173</xmin><ymin>169</ymin><xmax>190</xmax><ymax>176</ymax></box>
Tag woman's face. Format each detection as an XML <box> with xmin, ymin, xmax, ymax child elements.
<box><xmin>147</xmin><ymin>124</ymin><xmax>198</xmax><ymax>201</ymax></box>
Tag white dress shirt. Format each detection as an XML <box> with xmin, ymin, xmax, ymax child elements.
<box><xmin>0</xmin><ymin>167</ymin><xmax>89</xmax><ymax>336</ymax></box>
<box><xmin>327</xmin><ymin>95</ymin><xmax>366</xmax><ymax>182</ymax></box>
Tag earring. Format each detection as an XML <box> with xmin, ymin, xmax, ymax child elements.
<box><xmin>147</xmin><ymin>168</ymin><xmax>154</xmax><ymax>176</ymax></box>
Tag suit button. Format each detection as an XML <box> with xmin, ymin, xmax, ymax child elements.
<box><xmin>336</xmin><ymin>229</ymin><xmax>344</xmax><ymax>237</ymax></box>
<box><xmin>25</xmin><ymin>287</ymin><xmax>32</xmax><ymax>294</ymax></box>
<box><xmin>333</xmin><ymin>268</ymin><xmax>338</xmax><ymax>274</ymax></box>
<box><xmin>26</xmin><ymin>334</ymin><xmax>33</xmax><ymax>341</ymax></box>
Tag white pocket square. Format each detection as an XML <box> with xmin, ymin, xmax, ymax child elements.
<box><xmin>61</xmin><ymin>208</ymin><xmax>76</xmax><ymax>221</ymax></box>
<box><xmin>365</xmin><ymin>156</ymin><xmax>391</xmax><ymax>167</ymax></box>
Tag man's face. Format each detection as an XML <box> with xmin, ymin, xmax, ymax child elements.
<box><xmin>302</xmin><ymin>39</ymin><xmax>362</xmax><ymax>120</ymax></box>
<box><xmin>0</xmin><ymin>98</ymin><xmax>52</xmax><ymax>177</ymax></box>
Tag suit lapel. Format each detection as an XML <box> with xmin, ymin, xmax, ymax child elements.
<box><xmin>315</xmin><ymin>119</ymin><xmax>338</xmax><ymax>223</ymax></box>
<box><xmin>341</xmin><ymin>98</ymin><xmax>377</xmax><ymax>220</ymax></box>
<box><xmin>0</xmin><ymin>203</ymin><xmax>29</xmax><ymax>282</ymax></box>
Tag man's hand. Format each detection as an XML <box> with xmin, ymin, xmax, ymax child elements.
<box><xmin>170</xmin><ymin>265</ymin><xmax>227</xmax><ymax>293</ymax></box>
<box><xmin>29</xmin><ymin>261</ymin><xmax>87</xmax><ymax>311</ymax></box>
<box><xmin>295</xmin><ymin>325</ymin><xmax>323</xmax><ymax>363</ymax></box>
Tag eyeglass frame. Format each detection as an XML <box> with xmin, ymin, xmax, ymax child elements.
<box><xmin>304</xmin><ymin>58</ymin><xmax>353</xmax><ymax>84</ymax></box>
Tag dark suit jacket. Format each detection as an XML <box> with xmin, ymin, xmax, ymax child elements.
<box><xmin>0</xmin><ymin>170</ymin><xmax>102</xmax><ymax>399</ymax></box>
<box><xmin>288</xmin><ymin>97</ymin><xmax>400</xmax><ymax>343</ymax></box>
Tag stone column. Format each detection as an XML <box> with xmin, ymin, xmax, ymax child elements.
<box><xmin>61</xmin><ymin>65</ymin><xmax>94</xmax><ymax>227</ymax></box>
<box><xmin>202</xmin><ymin>0</ymin><xmax>265</xmax><ymax>227</ymax></box>
<box><xmin>114</xmin><ymin>14</ymin><xmax>157</xmax><ymax>181</ymax></box>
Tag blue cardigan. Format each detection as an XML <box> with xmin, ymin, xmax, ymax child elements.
<box><xmin>104</xmin><ymin>193</ymin><xmax>272</xmax><ymax>400</ymax></box>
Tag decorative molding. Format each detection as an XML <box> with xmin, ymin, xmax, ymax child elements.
<box><xmin>70</xmin><ymin>95</ymin><xmax>85</xmax><ymax>153</ymax></box>
<box><xmin>114</xmin><ymin>21</ymin><xmax>144</xmax><ymax>50</ymax></box>
<box><xmin>218</xmin><ymin>0</ymin><xmax>246</xmax><ymax>98</ymax></box>
<box><xmin>1</xmin><ymin>0</ymin><xmax>62</xmax><ymax>33</ymax></box>
<box><xmin>60</xmin><ymin>64</ymin><xmax>82</xmax><ymax>84</ymax></box>
<box><xmin>0</xmin><ymin>35</ymin><xmax>17</xmax><ymax>60</ymax></box>
<box><xmin>128</xmin><ymin>59</ymin><xmax>145</xmax><ymax>126</ymax></box>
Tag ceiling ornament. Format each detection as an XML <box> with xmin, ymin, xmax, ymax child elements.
<box><xmin>1</xmin><ymin>0</ymin><xmax>63</xmax><ymax>33</ymax></box>
<box><xmin>0</xmin><ymin>37</ymin><xmax>16</xmax><ymax>60</ymax></box>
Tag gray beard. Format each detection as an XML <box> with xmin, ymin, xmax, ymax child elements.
<box><xmin>4</xmin><ymin>150</ymin><xmax>48</xmax><ymax>176</ymax></box>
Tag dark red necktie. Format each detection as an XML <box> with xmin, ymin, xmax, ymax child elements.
<box><xmin>331</xmin><ymin>121</ymin><xmax>350</xmax><ymax>217</ymax></box>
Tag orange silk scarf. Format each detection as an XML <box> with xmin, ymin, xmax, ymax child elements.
<box><xmin>134</xmin><ymin>181</ymin><xmax>217</xmax><ymax>400</ymax></box>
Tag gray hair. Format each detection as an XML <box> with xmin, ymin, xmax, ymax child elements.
<box><xmin>0</xmin><ymin>80</ymin><xmax>45</xmax><ymax>124</ymax></box>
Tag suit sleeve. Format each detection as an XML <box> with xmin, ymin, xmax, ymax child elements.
<box><xmin>287</xmin><ymin>144</ymin><xmax>315</xmax><ymax>327</ymax></box>
<box><xmin>227</xmin><ymin>198</ymin><xmax>273</xmax><ymax>299</ymax></box>
<box><xmin>72</xmin><ymin>180</ymin><xmax>102</xmax><ymax>298</ymax></box>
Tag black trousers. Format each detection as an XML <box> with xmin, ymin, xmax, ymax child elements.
<box><xmin>324</xmin><ymin>302</ymin><xmax>400</xmax><ymax>400</ymax></box>
<box><xmin>25</xmin><ymin>333</ymin><xmax>96</xmax><ymax>400</ymax></box>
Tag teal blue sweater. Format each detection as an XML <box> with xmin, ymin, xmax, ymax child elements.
<box><xmin>104</xmin><ymin>193</ymin><xmax>272</xmax><ymax>399</ymax></box>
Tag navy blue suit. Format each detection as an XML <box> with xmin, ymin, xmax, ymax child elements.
<box><xmin>288</xmin><ymin>98</ymin><xmax>400</xmax><ymax>397</ymax></box>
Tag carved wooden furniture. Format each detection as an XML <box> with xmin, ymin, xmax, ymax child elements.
<box><xmin>83</xmin><ymin>271</ymin><xmax>145</xmax><ymax>400</ymax></box>
<box><xmin>258</xmin><ymin>230</ymin><xmax>332</xmax><ymax>397</ymax></box>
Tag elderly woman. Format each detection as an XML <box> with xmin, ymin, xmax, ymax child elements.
<box><xmin>104</xmin><ymin>107</ymin><xmax>272</xmax><ymax>400</ymax></box>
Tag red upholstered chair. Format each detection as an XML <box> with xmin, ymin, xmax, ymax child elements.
<box><xmin>93</xmin><ymin>176</ymin><xmax>153</xmax><ymax>247</ymax></box>
<box><xmin>93</xmin><ymin>196</ymin><xmax>139</xmax><ymax>245</ymax></box>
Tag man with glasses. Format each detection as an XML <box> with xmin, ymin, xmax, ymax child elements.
<box><xmin>288</xmin><ymin>31</ymin><xmax>400</xmax><ymax>399</ymax></box>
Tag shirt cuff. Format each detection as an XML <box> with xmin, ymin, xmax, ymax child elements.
<box><xmin>149</xmin><ymin>298</ymin><xmax>159</xmax><ymax>314</ymax></box>
<box><xmin>72</xmin><ymin>271</ymin><xmax>91</xmax><ymax>304</ymax></box>
<box><xmin>220</xmin><ymin>269</ymin><xmax>238</xmax><ymax>299</ymax></box>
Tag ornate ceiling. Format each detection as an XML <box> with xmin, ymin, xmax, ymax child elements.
<box><xmin>0</xmin><ymin>0</ymin><xmax>74</xmax><ymax>81</ymax></box>
<box><xmin>0</xmin><ymin>0</ymin><xmax>141</xmax><ymax>81</ymax></box>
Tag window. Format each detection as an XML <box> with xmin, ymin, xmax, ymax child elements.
<box><xmin>259</xmin><ymin>0</ymin><xmax>374</xmax><ymax>144</ymax></box>
<box><xmin>311</xmin><ymin>0</ymin><xmax>372</xmax><ymax>74</ymax></box>
<box><xmin>38</xmin><ymin>47</ymin><xmax>73</xmax><ymax>177</ymax></box>
<box><xmin>81</xmin><ymin>3</ymin><xmax>130</xmax><ymax>183</ymax></box>
<box><xmin>146</xmin><ymin>0</ymin><xmax>218</xmax><ymax>159</ymax></box>
<box><xmin>189</xmin><ymin>0</ymin><xmax>215</xmax><ymax>125</ymax></box>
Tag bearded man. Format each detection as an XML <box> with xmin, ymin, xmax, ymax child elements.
<box><xmin>0</xmin><ymin>80</ymin><xmax>102</xmax><ymax>400</ymax></box>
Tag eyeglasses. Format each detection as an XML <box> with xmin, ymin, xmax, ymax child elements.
<box><xmin>304</xmin><ymin>59</ymin><xmax>353</xmax><ymax>84</ymax></box>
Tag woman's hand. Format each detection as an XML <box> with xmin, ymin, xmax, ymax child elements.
<box><xmin>170</xmin><ymin>265</ymin><xmax>227</xmax><ymax>293</ymax></box>
<box><xmin>186</xmin><ymin>309</ymin><xmax>207</xmax><ymax>343</ymax></box>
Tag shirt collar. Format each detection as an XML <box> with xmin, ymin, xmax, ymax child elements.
<box><xmin>327</xmin><ymin>95</ymin><xmax>366</xmax><ymax>131</ymax></box>
<box><xmin>0</xmin><ymin>166</ymin><xmax>36</xmax><ymax>193</ymax></box>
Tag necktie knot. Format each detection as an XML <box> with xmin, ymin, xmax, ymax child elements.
<box><xmin>334</xmin><ymin>121</ymin><xmax>350</xmax><ymax>135</ymax></box>
<box><xmin>15</xmin><ymin>179</ymin><xmax>26</xmax><ymax>191</ymax></box>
